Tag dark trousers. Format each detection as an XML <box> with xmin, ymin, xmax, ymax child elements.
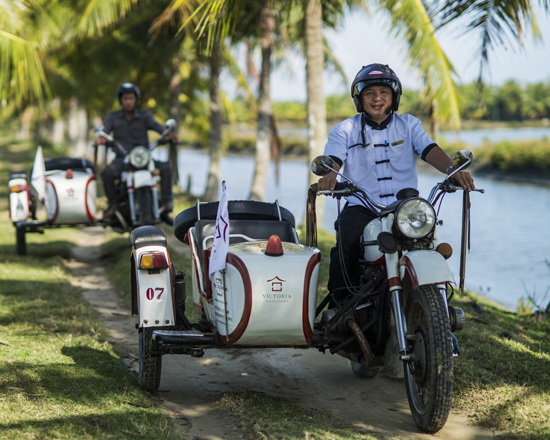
<box><xmin>328</xmin><ymin>204</ymin><xmax>378</xmax><ymax>303</ymax></box>
<box><xmin>101</xmin><ymin>158</ymin><xmax>173</xmax><ymax>204</ymax></box>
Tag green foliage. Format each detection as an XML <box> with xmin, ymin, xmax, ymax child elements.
<box><xmin>475</xmin><ymin>138</ymin><xmax>550</xmax><ymax>172</ymax></box>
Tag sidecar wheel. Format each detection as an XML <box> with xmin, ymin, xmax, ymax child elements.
<box><xmin>350</xmin><ymin>361</ymin><xmax>379</xmax><ymax>378</ymax></box>
<box><xmin>139</xmin><ymin>328</ymin><xmax>162</xmax><ymax>392</ymax></box>
<box><xmin>16</xmin><ymin>226</ymin><xmax>26</xmax><ymax>256</ymax></box>
<box><xmin>404</xmin><ymin>285</ymin><xmax>452</xmax><ymax>434</ymax></box>
<box><xmin>135</xmin><ymin>187</ymin><xmax>153</xmax><ymax>226</ymax></box>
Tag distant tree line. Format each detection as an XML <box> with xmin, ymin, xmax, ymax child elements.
<box><xmin>225</xmin><ymin>80</ymin><xmax>550</xmax><ymax>125</ymax></box>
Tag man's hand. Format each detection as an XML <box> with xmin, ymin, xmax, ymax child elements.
<box><xmin>317</xmin><ymin>170</ymin><xmax>339</xmax><ymax>192</ymax></box>
<box><xmin>95</xmin><ymin>136</ymin><xmax>106</xmax><ymax>146</ymax></box>
<box><xmin>450</xmin><ymin>169</ymin><xmax>476</xmax><ymax>192</ymax></box>
<box><xmin>168</xmin><ymin>132</ymin><xmax>179</xmax><ymax>144</ymax></box>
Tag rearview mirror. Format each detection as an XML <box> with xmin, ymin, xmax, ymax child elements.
<box><xmin>165</xmin><ymin>119</ymin><xmax>177</xmax><ymax>129</ymax></box>
<box><xmin>451</xmin><ymin>149</ymin><xmax>473</xmax><ymax>170</ymax></box>
<box><xmin>311</xmin><ymin>155</ymin><xmax>334</xmax><ymax>176</ymax></box>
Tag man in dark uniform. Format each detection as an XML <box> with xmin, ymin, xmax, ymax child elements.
<box><xmin>96</xmin><ymin>83</ymin><xmax>178</xmax><ymax>216</ymax></box>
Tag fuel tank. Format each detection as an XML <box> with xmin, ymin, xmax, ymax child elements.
<box><xmin>362</xmin><ymin>219</ymin><xmax>385</xmax><ymax>265</ymax></box>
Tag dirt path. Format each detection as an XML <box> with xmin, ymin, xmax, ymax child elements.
<box><xmin>67</xmin><ymin>227</ymin><xmax>495</xmax><ymax>440</ymax></box>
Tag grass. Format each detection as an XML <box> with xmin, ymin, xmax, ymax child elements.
<box><xmin>0</xmin><ymin>132</ymin><xmax>185</xmax><ymax>439</ymax></box>
<box><xmin>450</xmin><ymin>291</ymin><xmax>550</xmax><ymax>439</ymax></box>
<box><xmin>218</xmin><ymin>391</ymin><xmax>378</xmax><ymax>440</ymax></box>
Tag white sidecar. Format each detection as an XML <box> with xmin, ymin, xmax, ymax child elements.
<box><xmin>130</xmin><ymin>201</ymin><xmax>322</xmax><ymax>391</ymax></box>
<box><xmin>8</xmin><ymin>148</ymin><xmax>98</xmax><ymax>255</ymax></box>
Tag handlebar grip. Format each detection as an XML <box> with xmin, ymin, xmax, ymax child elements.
<box><xmin>334</xmin><ymin>182</ymin><xmax>352</xmax><ymax>191</ymax></box>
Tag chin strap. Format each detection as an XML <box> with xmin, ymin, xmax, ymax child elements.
<box><xmin>361</xmin><ymin>113</ymin><xmax>367</xmax><ymax>147</ymax></box>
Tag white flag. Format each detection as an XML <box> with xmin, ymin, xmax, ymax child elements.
<box><xmin>31</xmin><ymin>146</ymin><xmax>46</xmax><ymax>203</ymax></box>
<box><xmin>209</xmin><ymin>181</ymin><xmax>230</xmax><ymax>277</ymax></box>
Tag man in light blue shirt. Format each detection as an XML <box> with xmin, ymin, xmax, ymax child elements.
<box><xmin>317</xmin><ymin>63</ymin><xmax>475</xmax><ymax>306</ymax></box>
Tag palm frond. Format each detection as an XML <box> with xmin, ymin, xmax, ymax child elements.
<box><xmin>433</xmin><ymin>0</ymin><xmax>542</xmax><ymax>79</ymax></box>
<box><xmin>0</xmin><ymin>1</ymin><xmax>49</xmax><ymax>108</ymax></box>
<box><xmin>223</xmin><ymin>44</ymin><xmax>257</xmax><ymax>110</ymax></box>
<box><xmin>323</xmin><ymin>35</ymin><xmax>347</xmax><ymax>86</ymax></box>
<box><xmin>379</xmin><ymin>0</ymin><xmax>461</xmax><ymax>129</ymax></box>
<box><xmin>78</xmin><ymin>0</ymin><xmax>137</xmax><ymax>37</ymax></box>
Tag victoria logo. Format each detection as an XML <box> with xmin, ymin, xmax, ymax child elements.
<box><xmin>66</xmin><ymin>188</ymin><xmax>75</xmax><ymax>197</ymax></box>
<box><xmin>264</xmin><ymin>276</ymin><xmax>291</xmax><ymax>302</ymax></box>
<box><xmin>267</xmin><ymin>276</ymin><xmax>285</xmax><ymax>292</ymax></box>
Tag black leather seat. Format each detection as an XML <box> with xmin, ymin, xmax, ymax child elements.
<box><xmin>130</xmin><ymin>225</ymin><xmax>167</xmax><ymax>249</ymax></box>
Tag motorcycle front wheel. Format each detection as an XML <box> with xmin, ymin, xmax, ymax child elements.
<box><xmin>139</xmin><ymin>328</ymin><xmax>162</xmax><ymax>392</ymax></box>
<box><xmin>404</xmin><ymin>285</ymin><xmax>452</xmax><ymax>434</ymax></box>
<box><xmin>135</xmin><ymin>187</ymin><xmax>153</xmax><ymax>226</ymax></box>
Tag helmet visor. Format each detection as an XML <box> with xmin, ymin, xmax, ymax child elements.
<box><xmin>353</xmin><ymin>79</ymin><xmax>400</xmax><ymax>97</ymax></box>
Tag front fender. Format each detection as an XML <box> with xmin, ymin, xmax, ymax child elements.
<box><xmin>399</xmin><ymin>250</ymin><xmax>454</xmax><ymax>289</ymax></box>
<box><xmin>130</xmin><ymin>226</ymin><xmax>175</xmax><ymax>328</ymax></box>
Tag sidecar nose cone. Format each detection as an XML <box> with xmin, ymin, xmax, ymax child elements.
<box><xmin>265</xmin><ymin>235</ymin><xmax>284</xmax><ymax>257</ymax></box>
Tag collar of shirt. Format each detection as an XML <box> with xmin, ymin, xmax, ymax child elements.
<box><xmin>115</xmin><ymin>108</ymin><xmax>141</xmax><ymax>121</ymax></box>
<box><xmin>362</xmin><ymin>112</ymin><xmax>392</xmax><ymax>130</ymax></box>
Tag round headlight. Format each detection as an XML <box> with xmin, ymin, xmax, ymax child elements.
<box><xmin>129</xmin><ymin>146</ymin><xmax>150</xmax><ymax>169</ymax></box>
<box><xmin>395</xmin><ymin>198</ymin><xmax>436</xmax><ymax>239</ymax></box>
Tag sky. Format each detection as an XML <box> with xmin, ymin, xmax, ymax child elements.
<box><xmin>250</xmin><ymin>6</ymin><xmax>550</xmax><ymax>102</ymax></box>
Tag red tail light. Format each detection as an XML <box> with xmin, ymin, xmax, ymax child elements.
<box><xmin>139</xmin><ymin>252</ymin><xmax>169</xmax><ymax>269</ymax></box>
<box><xmin>66</xmin><ymin>169</ymin><xmax>73</xmax><ymax>179</ymax></box>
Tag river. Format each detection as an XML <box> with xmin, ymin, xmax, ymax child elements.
<box><xmin>165</xmin><ymin>148</ymin><xmax>550</xmax><ymax>312</ymax></box>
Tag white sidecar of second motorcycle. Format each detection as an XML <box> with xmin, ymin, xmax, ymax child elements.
<box><xmin>130</xmin><ymin>201</ymin><xmax>322</xmax><ymax>391</ymax></box>
<box><xmin>8</xmin><ymin>147</ymin><xmax>97</xmax><ymax>255</ymax></box>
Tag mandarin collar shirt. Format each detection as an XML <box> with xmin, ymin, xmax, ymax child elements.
<box><xmin>324</xmin><ymin>113</ymin><xmax>437</xmax><ymax>207</ymax></box>
<box><xmin>103</xmin><ymin>108</ymin><xmax>165</xmax><ymax>157</ymax></box>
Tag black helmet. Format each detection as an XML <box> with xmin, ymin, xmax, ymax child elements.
<box><xmin>118</xmin><ymin>83</ymin><xmax>141</xmax><ymax>105</ymax></box>
<box><xmin>350</xmin><ymin>63</ymin><xmax>402</xmax><ymax>113</ymax></box>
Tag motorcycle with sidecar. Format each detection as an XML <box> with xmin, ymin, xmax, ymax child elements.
<box><xmin>7</xmin><ymin>119</ymin><xmax>176</xmax><ymax>255</ymax></box>
<box><xmin>129</xmin><ymin>149</ymin><xmax>483</xmax><ymax>433</ymax></box>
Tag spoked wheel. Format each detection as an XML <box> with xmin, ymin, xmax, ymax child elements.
<box><xmin>135</xmin><ymin>187</ymin><xmax>153</xmax><ymax>226</ymax></box>
<box><xmin>139</xmin><ymin>328</ymin><xmax>162</xmax><ymax>392</ymax></box>
<box><xmin>351</xmin><ymin>361</ymin><xmax>380</xmax><ymax>378</ymax></box>
<box><xmin>404</xmin><ymin>285</ymin><xmax>453</xmax><ymax>433</ymax></box>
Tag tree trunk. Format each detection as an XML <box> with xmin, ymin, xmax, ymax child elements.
<box><xmin>305</xmin><ymin>0</ymin><xmax>327</xmax><ymax>220</ymax></box>
<box><xmin>249</xmin><ymin>2</ymin><xmax>275</xmax><ymax>201</ymax></box>
<box><xmin>203</xmin><ymin>43</ymin><xmax>223</xmax><ymax>202</ymax></box>
<box><xmin>429</xmin><ymin>99</ymin><xmax>439</xmax><ymax>142</ymax></box>
<box><xmin>168</xmin><ymin>56</ymin><xmax>182</xmax><ymax>187</ymax></box>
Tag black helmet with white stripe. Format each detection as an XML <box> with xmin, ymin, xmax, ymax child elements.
<box><xmin>351</xmin><ymin>63</ymin><xmax>402</xmax><ymax>113</ymax></box>
<box><xmin>118</xmin><ymin>83</ymin><xmax>141</xmax><ymax>105</ymax></box>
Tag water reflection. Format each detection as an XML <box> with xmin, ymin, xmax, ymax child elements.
<box><xmin>170</xmin><ymin>148</ymin><xmax>550</xmax><ymax>311</ymax></box>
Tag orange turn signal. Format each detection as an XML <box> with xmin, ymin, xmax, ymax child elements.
<box><xmin>436</xmin><ymin>243</ymin><xmax>453</xmax><ymax>260</ymax></box>
<box><xmin>11</xmin><ymin>184</ymin><xmax>27</xmax><ymax>193</ymax></box>
<box><xmin>139</xmin><ymin>252</ymin><xmax>168</xmax><ymax>269</ymax></box>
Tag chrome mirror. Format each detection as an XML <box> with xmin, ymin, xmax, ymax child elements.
<box><xmin>165</xmin><ymin>119</ymin><xmax>177</xmax><ymax>129</ymax></box>
<box><xmin>451</xmin><ymin>149</ymin><xmax>473</xmax><ymax>170</ymax></box>
<box><xmin>311</xmin><ymin>156</ymin><xmax>334</xmax><ymax>176</ymax></box>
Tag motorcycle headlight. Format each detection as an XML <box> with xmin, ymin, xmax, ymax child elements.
<box><xmin>129</xmin><ymin>146</ymin><xmax>150</xmax><ymax>169</ymax></box>
<box><xmin>395</xmin><ymin>198</ymin><xmax>436</xmax><ymax>239</ymax></box>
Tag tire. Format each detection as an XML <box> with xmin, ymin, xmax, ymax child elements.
<box><xmin>16</xmin><ymin>227</ymin><xmax>26</xmax><ymax>255</ymax></box>
<box><xmin>404</xmin><ymin>285</ymin><xmax>453</xmax><ymax>434</ymax></box>
<box><xmin>135</xmin><ymin>187</ymin><xmax>153</xmax><ymax>226</ymax></box>
<box><xmin>139</xmin><ymin>328</ymin><xmax>162</xmax><ymax>392</ymax></box>
<box><xmin>351</xmin><ymin>361</ymin><xmax>379</xmax><ymax>378</ymax></box>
